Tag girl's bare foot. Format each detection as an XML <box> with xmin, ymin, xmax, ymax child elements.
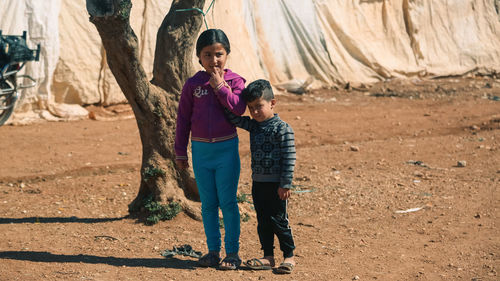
<box><xmin>198</xmin><ymin>251</ymin><xmax>220</xmax><ymax>267</ymax></box>
<box><xmin>219</xmin><ymin>253</ymin><xmax>242</xmax><ymax>270</ymax></box>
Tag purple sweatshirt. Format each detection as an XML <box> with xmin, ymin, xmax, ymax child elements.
<box><xmin>175</xmin><ymin>69</ymin><xmax>246</xmax><ymax>160</ymax></box>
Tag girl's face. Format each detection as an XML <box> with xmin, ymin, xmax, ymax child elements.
<box><xmin>198</xmin><ymin>43</ymin><xmax>228</xmax><ymax>74</ymax></box>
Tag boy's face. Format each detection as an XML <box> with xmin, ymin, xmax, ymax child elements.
<box><xmin>247</xmin><ymin>97</ymin><xmax>276</xmax><ymax>122</ymax></box>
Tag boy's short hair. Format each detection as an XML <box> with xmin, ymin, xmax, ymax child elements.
<box><xmin>241</xmin><ymin>79</ymin><xmax>274</xmax><ymax>102</ymax></box>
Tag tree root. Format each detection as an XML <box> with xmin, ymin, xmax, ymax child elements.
<box><xmin>179</xmin><ymin>198</ymin><xmax>202</xmax><ymax>221</ymax></box>
<box><xmin>128</xmin><ymin>186</ymin><xmax>201</xmax><ymax>223</ymax></box>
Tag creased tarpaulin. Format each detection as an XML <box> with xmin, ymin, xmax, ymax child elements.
<box><xmin>0</xmin><ymin>0</ymin><xmax>86</xmax><ymax>124</ymax></box>
<box><xmin>0</xmin><ymin>0</ymin><xmax>499</xmax><ymax>123</ymax></box>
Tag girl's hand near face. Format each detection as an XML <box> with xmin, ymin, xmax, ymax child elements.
<box><xmin>209</xmin><ymin>67</ymin><xmax>225</xmax><ymax>89</ymax></box>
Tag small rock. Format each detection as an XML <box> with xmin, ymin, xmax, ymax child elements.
<box><xmin>413</xmin><ymin>171</ymin><xmax>424</xmax><ymax>177</ymax></box>
<box><xmin>457</xmin><ymin>160</ymin><xmax>467</xmax><ymax>167</ymax></box>
<box><xmin>297</xmin><ymin>175</ymin><xmax>311</xmax><ymax>182</ymax></box>
<box><xmin>470</xmin><ymin>125</ymin><xmax>480</xmax><ymax>131</ymax></box>
<box><xmin>353</xmin><ymin>276</ymin><xmax>360</xmax><ymax>280</ymax></box>
<box><xmin>350</xmin><ymin>145</ymin><xmax>360</xmax><ymax>152</ymax></box>
<box><xmin>295</xmin><ymin>116</ymin><xmax>301</xmax><ymax>120</ymax></box>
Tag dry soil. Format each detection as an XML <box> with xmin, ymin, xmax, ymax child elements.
<box><xmin>0</xmin><ymin>77</ymin><xmax>499</xmax><ymax>281</ymax></box>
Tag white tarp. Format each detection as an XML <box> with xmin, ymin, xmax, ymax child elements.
<box><xmin>0</xmin><ymin>0</ymin><xmax>66</xmax><ymax>123</ymax></box>
<box><xmin>1</xmin><ymin>0</ymin><xmax>500</xmax><ymax>123</ymax></box>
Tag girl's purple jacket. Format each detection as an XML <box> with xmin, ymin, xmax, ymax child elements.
<box><xmin>175</xmin><ymin>69</ymin><xmax>246</xmax><ymax>160</ymax></box>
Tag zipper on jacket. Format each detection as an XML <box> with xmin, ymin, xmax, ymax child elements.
<box><xmin>208</xmin><ymin>87</ymin><xmax>213</xmax><ymax>141</ymax></box>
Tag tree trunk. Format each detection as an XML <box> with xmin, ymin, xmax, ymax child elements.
<box><xmin>86</xmin><ymin>0</ymin><xmax>206</xmax><ymax>220</ymax></box>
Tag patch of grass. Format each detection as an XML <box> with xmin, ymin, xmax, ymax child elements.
<box><xmin>142</xmin><ymin>167</ymin><xmax>165</xmax><ymax>182</ymax></box>
<box><xmin>236</xmin><ymin>193</ymin><xmax>250</xmax><ymax>203</ymax></box>
<box><xmin>153</xmin><ymin>104</ymin><xmax>163</xmax><ymax>118</ymax></box>
<box><xmin>143</xmin><ymin>195</ymin><xmax>181</xmax><ymax>225</ymax></box>
<box><xmin>241</xmin><ymin>212</ymin><xmax>250</xmax><ymax>222</ymax></box>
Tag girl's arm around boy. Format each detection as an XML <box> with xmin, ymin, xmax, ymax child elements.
<box><xmin>223</xmin><ymin>108</ymin><xmax>256</xmax><ymax>132</ymax></box>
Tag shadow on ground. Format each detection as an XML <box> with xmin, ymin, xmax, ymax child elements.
<box><xmin>0</xmin><ymin>251</ymin><xmax>198</xmax><ymax>269</ymax></box>
<box><xmin>0</xmin><ymin>216</ymin><xmax>127</xmax><ymax>224</ymax></box>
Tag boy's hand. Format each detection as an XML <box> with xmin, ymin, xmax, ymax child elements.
<box><xmin>175</xmin><ymin>159</ymin><xmax>189</xmax><ymax>170</ymax></box>
<box><xmin>209</xmin><ymin>67</ymin><xmax>225</xmax><ymax>89</ymax></box>
<box><xmin>278</xmin><ymin>187</ymin><xmax>291</xmax><ymax>200</ymax></box>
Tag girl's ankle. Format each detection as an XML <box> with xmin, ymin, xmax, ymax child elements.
<box><xmin>226</xmin><ymin>252</ymin><xmax>239</xmax><ymax>258</ymax></box>
<box><xmin>208</xmin><ymin>250</ymin><xmax>220</xmax><ymax>257</ymax></box>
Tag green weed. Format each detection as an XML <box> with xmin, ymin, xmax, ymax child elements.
<box><xmin>142</xmin><ymin>167</ymin><xmax>165</xmax><ymax>182</ymax></box>
<box><xmin>143</xmin><ymin>195</ymin><xmax>181</xmax><ymax>225</ymax></box>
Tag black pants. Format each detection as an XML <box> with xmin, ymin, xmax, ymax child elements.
<box><xmin>252</xmin><ymin>181</ymin><xmax>295</xmax><ymax>258</ymax></box>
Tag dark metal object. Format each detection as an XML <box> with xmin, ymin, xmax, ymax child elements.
<box><xmin>0</xmin><ymin>30</ymin><xmax>40</xmax><ymax>126</ymax></box>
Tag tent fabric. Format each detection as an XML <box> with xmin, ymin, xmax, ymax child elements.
<box><xmin>1</xmin><ymin>0</ymin><xmax>499</xmax><ymax>122</ymax></box>
<box><xmin>51</xmin><ymin>0</ymin><xmax>172</xmax><ymax>106</ymax></box>
<box><xmin>0</xmin><ymin>0</ymin><xmax>60</xmax><ymax>114</ymax></box>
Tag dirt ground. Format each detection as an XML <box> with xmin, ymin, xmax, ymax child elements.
<box><xmin>0</xmin><ymin>77</ymin><xmax>499</xmax><ymax>281</ymax></box>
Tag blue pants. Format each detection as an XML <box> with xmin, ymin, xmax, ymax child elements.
<box><xmin>192</xmin><ymin>137</ymin><xmax>241</xmax><ymax>254</ymax></box>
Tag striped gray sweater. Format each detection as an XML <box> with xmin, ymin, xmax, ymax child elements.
<box><xmin>225</xmin><ymin>111</ymin><xmax>296</xmax><ymax>188</ymax></box>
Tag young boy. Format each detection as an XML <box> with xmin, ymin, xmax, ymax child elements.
<box><xmin>224</xmin><ymin>79</ymin><xmax>296</xmax><ymax>274</ymax></box>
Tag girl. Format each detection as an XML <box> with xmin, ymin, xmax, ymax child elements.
<box><xmin>174</xmin><ymin>29</ymin><xmax>246</xmax><ymax>270</ymax></box>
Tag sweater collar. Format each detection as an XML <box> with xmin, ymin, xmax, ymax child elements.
<box><xmin>259</xmin><ymin>114</ymin><xmax>279</xmax><ymax>125</ymax></box>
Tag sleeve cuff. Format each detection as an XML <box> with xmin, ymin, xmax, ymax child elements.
<box><xmin>280</xmin><ymin>182</ymin><xmax>292</xmax><ymax>189</ymax></box>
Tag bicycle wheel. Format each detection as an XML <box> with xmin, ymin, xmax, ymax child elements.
<box><xmin>0</xmin><ymin>76</ymin><xmax>17</xmax><ymax>126</ymax></box>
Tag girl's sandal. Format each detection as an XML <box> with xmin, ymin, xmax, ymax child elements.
<box><xmin>218</xmin><ymin>256</ymin><xmax>242</xmax><ymax>270</ymax></box>
<box><xmin>198</xmin><ymin>252</ymin><xmax>221</xmax><ymax>267</ymax></box>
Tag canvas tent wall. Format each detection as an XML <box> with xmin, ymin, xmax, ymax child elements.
<box><xmin>1</xmin><ymin>0</ymin><xmax>499</xmax><ymax>123</ymax></box>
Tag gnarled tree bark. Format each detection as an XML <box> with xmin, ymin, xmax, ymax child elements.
<box><xmin>86</xmin><ymin>0</ymin><xmax>206</xmax><ymax>220</ymax></box>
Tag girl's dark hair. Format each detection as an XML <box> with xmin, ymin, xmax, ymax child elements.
<box><xmin>196</xmin><ymin>29</ymin><xmax>231</xmax><ymax>56</ymax></box>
